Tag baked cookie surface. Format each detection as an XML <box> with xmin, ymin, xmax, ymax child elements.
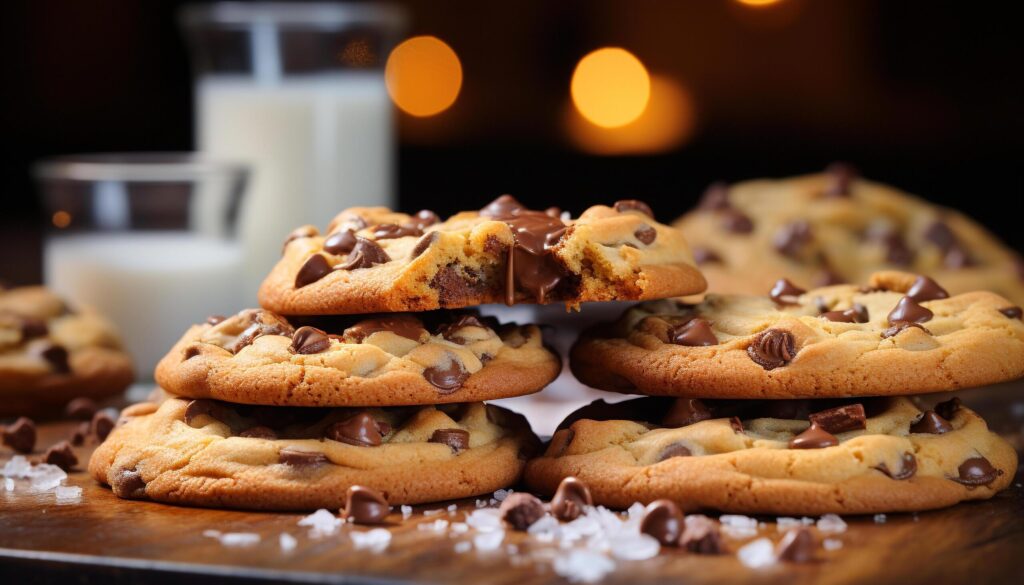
<box><xmin>156</xmin><ymin>309</ymin><xmax>560</xmax><ymax>407</ymax></box>
<box><xmin>258</xmin><ymin>196</ymin><xmax>706</xmax><ymax>315</ymax></box>
<box><xmin>525</xmin><ymin>395</ymin><xmax>1017</xmax><ymax>515</ymax></box>
<box><xmin>90</xmin><ymin>398</ymin><xmax>538</xmax><ymax>510</ymax></box>
<box><xmin>674</xmin><ymin>168</ymin><xmax>1024</xmax><ymax>306</ymax></box>
<box><xmin>0</xmin><ymin>285</ymin><xmax>134</xmax><ymax>417</ymax></box>
<box><xmin>571</xmin><ymin>271</ymin><xmax>1024</xmax><ymax>398</ymax></box>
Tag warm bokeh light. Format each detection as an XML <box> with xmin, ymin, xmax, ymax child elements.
<box><xmin>735</xmin><ymin>0</ymin><xmax>783</xmax><ymax>6</ymax></box>
<box><xmin>52</xmin><ymin>210</ymin><xmax>71</xmax><ymax>228</ymax></box>
<box><xmin>385</xmin><ymin>36</ymin><xmax>462</xmax><ymax>117</ymax></box>
<box><xmin>571</xmin><ymin>48</ymin><xmax>651</xmax><ymax>129</ymax></box>
<box><xmin>566</xmin><ymin>74</ymin><xmax>696</xmax><ymax>155</ymax></box>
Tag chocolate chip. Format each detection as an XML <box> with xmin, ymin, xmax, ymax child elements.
<box><xmin>999</xmin><ymin>306</ymin><xmax>1022</xmax><ymax>320</ymax></box>
<box><xmin>340</xmin><ymin>237</ymin><xmax>390</xmax><ymax>270</ymax></box>
<box><xmin>37</xmin><ymin>343</ymin><xmax>70</xmax><ymax>373</ymax></box>
<box><xmin>184</xmin><ymin>399</ymin><xmax>228</xmax><ymax>426</ymax></box>
<box><xmin>372</xmin><ymin>223</ymin><xmax>423</xmax><ymax>240</ymax></box>
<box><xmin>667</xmin><ymin>318</ymin><xmax>718</xmax><ymax>347</ymax></box>
<box><xmin>747</xmin><ymin>329</ymin><xmax>797</xmax><ymax>370</ymax></box>
<box><xmin>480</xmin><ymin>194</ymin><xmax>527</xmax><ymax>217</ymax></box>
<box><xmin>229</xmin><ymin>310</ymin><xmax>295</xmax><ymax>353</ymax></box>
<box><xmin>719</xmin><ymin>209</ymin><xmax>754</xmax><ymax>234</ymax></box>
<box><xmin>906</xmin><ymin>275</ymin><xmax>949</xmax><ymax>303</ymax></box>
<box><xmin>924</xmin><ymin>220</ymin><xmax>956</xmax><ymax>251</ymax></box>
<box><xmin>345</xmin><ymin>315</ymin><xmax>427</xmax><ymax>342</ymax></box>
<box><xmin>614</xmin><ymin>199</ymin><xmax>654</xmax><ymax>218</ymax></box>
<box><xmin>500</xmin><ymin>492</ymin><xmax>545</xmax><ymax>530</ymax></box>
<box><xmin>773</xmin><ymin>220</ymin><xmax>813</xmax><ymax>258</ymax></box>
<box><xmin>663</xmin><ymin>398</ymin><xmax>713</xmax><ymax>428</ymax></box>
<box><xmin>789</xmin><ymin>423</ymin><xmax>838</xmax><ymax>449</ymax></box>
<box><xmin>91</xmin><ymin>409</ymin><xmax>117</xmax><ymax>441</ymax></box>
<box><xmin>698</xmin><ymin>181</ymin><xmax>730</xmax><ymax>210</ymax></box>
<box><xmin>2</xmin><ymin>417</ymin><xmax>37</xmax><ymax>453</ymax></box>
<box><xmin>935</xmin><ymin>397</ymin><xmax>961</xmax><ymax>420</ymax></box>
<box><xmin>640</xmin><ymin>499</ymin><xmax>684</xmax><ymax>546</ymax></box>
<box><xmin>326</xmin><ymin>412</ymin><xmax>384</xmax><ymax>447</ymax></box>
<box><xmin>206</xmin><ymin>315</ymin><xmax>226</xmax><ymax>326</ymax></box>
<box><xmin>808</xmin><ymin>403</ymin><xmax>866</xmax><ymax>433</ymax></box>
<box><xmin>64</xmin><ymin>397</ymin><xmax>98</xmax><ymax>421</ymax></box>
<box><xmin>679</xmin><ymin>515</ymin><xmax>725</xmax><ymax>554</ymax></box>
<box><xmin>70</xmin><ymin>421</ymin><xmax>90</xmax><ymax>446</ymax></box>
<box><xmin>437</xmin><ymin>314</ymin><xmax>493</xmax><ymax>342</ymax></box>
<box><xmin>18</xmin><ymin>316</ymin><xmax>48</xmax><ymax>339</ymax></box>
<box><xmin>814</xmin><ymin>296</ymin><xmax>831</xmax><ymax>313</ymax></box>
<box><xmin>423</xmin><ymin>358</ymin><xmax>470</xmax><ymax>393</ymax></box>
<box><xmin>634</xmin><ymin>225</ymin><xmax>657</xmax><ymax>245</ymax></box>
<box><xmin>823</xmin><ymin>162</ymin><xmax>856</xmax><ymax>198</ymax></box>
<box><xmin>111</xmin><ymin>468</ymin><xmax>146</xmax><ymax>499</ymax></box>
<box><xmin>657</xmin><ymin>443</ymin><xmax>692</xmax><ymax>462</ymax></box>
<box><xmin>875</xmin><ymin>452</ymin><xmax>917</xmax><ymax>480</ymax></box>
<box><xmin>883</xmin><ymin>233</ymin><xmax>914</xmax><ymax>266</ymax></box>
<box><xmin>407</xmin><ymin>209</ymin><xmax>441</xmax><ymax>231</ymax></box>
<box><xmin>290</xmin><ymin>326</ymin><xmax>331</xmax><ymax>355</ymax></box>
<box><xmin>238</xmin><ymin>426</ymin><xmax>278</xmax><ymax>440</ymax></box>
<box><xmin>323</xmin><ymin>229</ymin><xmax>357</xmax><ymax>256</ymax></box>
<box><xmin>429</xmin><ymin>428</ymin><xmax>470</xmax><ymax>452</ymax></box>
<box><xmin>279</xmin><ymin>448</ymin><xmax>329</xmax><ymax>466</ymax></box>
<box><xmin>410</xmin><ymin>231</ymin><xmax>440</xmax><ymax>259</ymax></box>
<box><xmin>887</xmin><ymin>296</ymin><xmax>933</xmax><ymax>325</ymax></box>
<box><xmin>881</xmin><ymin>321</ymin><xmax>929</xmax><ymax>339</ymax></box>
<box><xmin>43</xmin><ymin>440</ymin><xmax>77</xmax><ymax>471</ymax></box>
<box><xmin>341</xmin><ymin>485</ymin><xmax>390</xmax><ymax>524</ymax></box>
<box><xmin>282</xmin><ymin>225</ymin><xmax>319</xmax><ymax>252</ymax></box>
<box><xmin>821</xmin><ymin>304</ymin><xmax>869</xmax><ymax>323</ymax></box>
<box><xmin>692</xmin><ymin>247</ymin><xmax>722</xmax><ymax>265</ymax></box>
<box><xmin>952</xmin><ymin>456</ymin><xmax>1002</xmax><ymax>486</ymax></box>
<box><xmin>551</xmin><ymin>477</ymin><xmax>593</xmax><ymax>521</ymax></box>
<box><xmin>776</xmin><ymin>527</ymin><xmax>816</xmax><ymax>563</ymax></box>
<box><xmin>910</xmin><ymin>410</ymin><xmax>952</xmax><ymax>434</ymax></box>
<box><xmin>295</xmin><ymin>254</ymin><xmax>332</xmax><ymax>288</ymax></box>
<box><xmin>769</xmin><ymin>278</ymin><xmax>806</xmax><ymax>306</ymax></box>
<box><xmin>730</xmin><ymin>416</ymin><xmax>744</xmax><ymax>433</ymax></box>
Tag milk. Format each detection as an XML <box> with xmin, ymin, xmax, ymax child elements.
<box><xmin>44</xmin><ymin>233</ymin><xmax>244</xmax><ymax>380</ymax></box>
<box><xmin>197</xmin><ymin>73</ymin><xmax>394</xmax><ymax>299</ymax></box>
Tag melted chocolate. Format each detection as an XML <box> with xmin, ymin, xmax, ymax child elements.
<box><xmin>881</xmin><ymin>322</ymin><xmax>929</xmax><ymax>339</ymax></box>
<box><xmin>410</xmin><ymin>231</ymin><xmax>440</xmax><ymax>259</ymax></box>
<box><xmin>550</xmin><ymin>477</ymin><xmax>593</xmax><ymax>521</ymax></box>
<box><xmin>952</xmin><ymin>456</ymin><xmax>1002</xmax><ymax>486</ymax></box>
<box><xmin>887</xmin><ymin>296</ymin><xmax>933</xmax><ymax>324</ymax></box>
<box><xmin>934</xmin><ymin>397</ymin><xmax>961</xmax><ymax>420</ymax></box>
<box><xmin>770</xmin><ymin>278</ymin><xmax>806</xmax><ymax>306</ymax></box>
<box><xmin>343</xmin><ymin>485</ymin><xmax>390</xmax><ymax>524</ymax></box>
<box><xmin>429</xmin><ymin>428</ymin><xmax>470</xmax><ymax>451</ymax></box>
<box><xmin>747</xmin><ymin>329</ymin><xmax>797</xmax><ymax>370</ymax></box>
<box><xmin>326</xmin><ymin>412</ymin><xmax>384</xmax><ymax>446</ymax></box>
<box><xmin>344</xmin><ymin>316</ymin><xmax>426</xmax><ymax>342</ymax></box>
<box><xmin>340</xmin><ymin>237</ymin><xmax>390</xmax><ymax>270</ymax></box>
<box><xmin>278</xmin><ymin>448</ymin><xmax>329</xmax><ymax>466</ymax></box>
<box><xmin>667</xmin><ymin>318</ymin><xmax>718</xmax><ymax>347</ymax></box>
<box><xmin>640</xmin><ymin>500</ymin><xmax>685</xmax><ymax>546</ymax></box>
<box><xmin>295</xmin><ymin>254</ymin><xmax>332</xmax><ymax>288</ymax></box>
<box><xmin>875</xmin><ymin>452</ymin><xmax>917</xmax><ymax>480</ymax></box>
<box><xmin>910</xmin><ymin>410</ymin><xmax>952</xmax><ymax>434</ymax></box>
<box><xmin>291</xmin><ymin>326</ymin><xmax>331</xmax><ymax>354</ymax></box>
<box><xmin>821</xmin><ymin>304</ymin><xmax>869</xmax><ymax>323</ymax></box>
<box><xmin>372</xmin><ymin>223</ymin><xmax>423</xmax><ymax>240</ymax></box>
<box><xmin>423</xmin><ymin>358</ymin><xmax>470</xmax><ymax>393</ymax></box>
<box><xmin>323</xmin><ymin>230</ymin><xmax>357</xmax><ymax>256</ymax></box>
<box><xmin>906</xmin><ymin>275</ymin><xmax>949</xmax><ymax>302</ymax></box>
<box><xmin>663</xmin><ymin>398</ymin><xmax>713</xmax><ymax>428</ymax></box>
<box><xmin>789</xmin><ymin>423</ymin><xmax>838</xmax><ymax>449</ymax></box>
<box><xmin>657</xmin><ymin>443</ymin><xmax>693</xmax><ymax>461</ymax></box>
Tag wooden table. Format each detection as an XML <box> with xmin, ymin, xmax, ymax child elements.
<box><xmin>3</xmin><ymin>386</ymin><xmax>1024</xmax><ymax>585</ymax></box>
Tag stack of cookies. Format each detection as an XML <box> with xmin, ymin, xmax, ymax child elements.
<box><xmin>89</xmin><ymin>195</ymin><xmax>707</xmax><ymax>511</ymax></box>
<box><xmin>528</xmin><ymin>270</ymin><xmax>1023</xmax><ymax>515</ymax></box>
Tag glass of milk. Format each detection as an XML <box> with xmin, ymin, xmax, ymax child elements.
<box><xmin>35</xmin><ymin>153</ymin><xmax>249</xmax><ymax>380</ymax></box>
<box><xmin>181</xmin><ymin>2</ymin><xmax>407</xmax><ymax>298</ymax></box>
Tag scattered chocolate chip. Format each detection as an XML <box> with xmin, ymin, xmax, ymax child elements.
<box><xmin>326</xmin><ymin>412</ymin><xmax>384</xmax><ymax>447</ymax></box>
<box><xmin>747</xmin><ymin>329</ymin><xmax>797</xmax><ymax>370</ymax></box>
<box><xmin>295</xmin><ymin>254</ymin><xmax>333</xmax><ymax>288</ymax></box>
<box><xmin>64</xmin><ymin>397</ymin><xmax>98</xmax><ymax>421</ymax></box>
<box><xmin>776</xmin><ymin>527</ymin><xmax>816</xmax><ymax>562</ymax></box>
<box><xmin>999</xmin><ymin>306</ymin><xmax>1022</xmax><ymax>320</ymax></box>
<box><xmin>888</xmin><ymin>296</ymin><xmax>933</xmax><ymax>325</ymax></box>
<box><xmin>808</xmin><ymin>403</ymin><xmax>866</xmax><ymax>433</ymax></box>
<box><xmin>480</xmin><ymin>194</ymin><xmax>527</xmax><ymax>217</ymax></box>
<box><xmin>429</xmin><ymin>428</ymin><xmax>470</xmax><ymax>452</ymax></box>
<box><xmin>657</xmin><ymin>443</ymin><xmax>693</xmax><ymax>462</ymax></box>
<box><xmin>323</xmin><ymin>229</ymin><xmax>358</xmax><ymax>256</ymax></box>
<box><xmin>789</xmin><ymin>423</ymin><xmax>838</xmax><ymax>449</ymax></box>
<box><xmin>279</xmin><ymin>448</ymin><xmax>329</xmax><ymax>466</ymax></box>
<box><xmin>410</xmin><ymin>231</ymin><xmax>440</xmax><ymax>259</ymax></box>
<box><xmin>2</xmin><ymin>417</ymin><xmax>37</xmax><ymax>453</ymax></box>
<box><xmin>206</xmin><ymin>315</ymin><xmax>226</xmax><ymax>326</ymax></box>
<box><xmin>372</xmin><ymin>223</ymin><xmax>423</xmax><ymax>240</ymax></box>
<box><xmin>551</xmin><ymin>477</ymin><xmax>593</xmax><ymax>521</ymax></box>
<box><xmin>406</xmin><ymin>209</ymin><xmax>441</xmax><ymax>231</ymax></box>
<box><xmin>238</xmin><ymin>426</ymin><xmax>278</xmax><ymax>440</ymax></box>
<box><xmin>70</xmin><ymin>421</ymin><xmax>90</xmax><ymax>446</ymax></box>
<box><xmin>341</xmin><ymin>485</ymin><xmax>390</xmax><ymax>524</ymax></box>
<box><xmin>663</xmin><ymin>398</ymin><xmax>713</xmax><ymax>428</ymax></box>
<box><xmin>634</xmin><ymin>225</ymin><xmax>657</xmax><ymax>245</ymax></box>
<box><xmin>423</xmin><ymin>358</ymin><xmax>470</xmax><ymax>393</ymax></box>
<box><xmin>614</xmin><ymin>199</ymin><xmax>654</xmax><ymax>218</ymax></box>
<box><xmin>340</xmin><ymin>237</ymin><xmax>391</xmax><ymax>270</ymax></box>
<box><xmin>910</xmin><ymin>410</ymin><xmax>952</xmax><ymax>434</ymax></box>
<box><xmin>769</xmin><ymin>278</ymin><xmax>806</xmax><ymax>306</ymax></box>
<box><xmin>875</xmin><ymin>452</ymin><xmax>917</xmax><ymax>480</ymax></box>
<box><xmin>906</xmin><ymin>275</ymin><xmax>949</xmax><ymax>303</ymax></box>
<box><xmin>881</xmin><ymin>321</ymin><xmax>929</xmax><ymax>339</ymax></box>
<box><xmin>282</xmin><ymin>225</ymin><xmax>319</xmax><ymax>252</ymax></box>
<box><xmin>934</xmin><ymin>397</ymin><xmax>961</xmax><ymax>421</ymax></box>
<box><xmin>91</xmin><ymin>409</ymin><xmax>117</xmax><ymax>441</ymax></box>
<box><xmin>290</xmin><ymin>326</ymin><xmax>331</xmax><ymax>355</ymax></box>
<box><xmin>821</xmin><ymin>303</ymin><xmax>869</xmax><ymax>323</ymax></box>
<box><xmin>923</xmin><ymin>220</ymin><xmax>956</xmax><ymax>251</ymax></box>
<box><xmin>43</xmin><ymin>440</ymin><xmax>77</xmax><ymax>471</ymax></box>
<box><xmin>667</xmin><ymin>318</ymin><xmax>718</xmax><ymax>347</ymax></box>
<box><xmin>698</xmin><ymin>181</ymin><xmax>730</xmax><ymax>210</ymax></box>
<box><xmin>37</xmin><ymin>343</ymin><xmax>70</xmax><ymax>373</ymax></box>
<box><xmin>952</xmin><ymin>456</ymin><xmax>1002</xmax><ymax>486</ymax></box>
<box><xmin>640</xmin><ymin>500</ymin><xmax>685</xmax><ymax>546</ymax></box>
<box><xmin>345</xmin><ymin>315</ymin><xmax>426</xmax><ymax>342</ymax></box>
<box><xmin>773</xmin><ymin>220</ymin><xmax>813</xmax><ymax>258</ymax></box>
<box><xmin>692</xmin><ymin>247</ymin><xmax>722</xmax><ymax>265</ymax></box>
<box><xmin>500</xmin><ymin>492</ymin><xmax>545</xmax><ymax>531</ymax></box>
<box><xmin>679</xmin><ymin>515</ymin><xmax>725</xmax><ymax>554</ymax></box>
<box><xmin>719</xmin><ymin>209</ymin><xmax>754</xmax><ymax>234</ymax></box>
<box><xmin>111</xmin><ymin>468</ymin><xmax>146</xmax><ymax>499</ymax></box>
<box><xmin>823</xmin><ymin>162</ymin><xmax>856</xmax><ymax>198</ymax></box>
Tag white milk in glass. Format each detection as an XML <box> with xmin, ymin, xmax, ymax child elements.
<box><xmin>45</xmin><ymin>234</ymin><xmax>243</xmax><ymax>379</ymax></box>
<box><xmin>197</xmin><ymin>73</ymin><xmax>394</xmax><ymax>298</ymax></box>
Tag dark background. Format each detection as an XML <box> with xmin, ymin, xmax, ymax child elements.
<box><xmin>2</xmin><ymin>0</ymin><xmax>1022</xmax><ymax>285</ymax></box>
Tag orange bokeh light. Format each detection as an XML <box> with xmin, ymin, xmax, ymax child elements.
<box><xmin>52</xmin><ymin>210</ymin><xmax>71</xmax><ymax>229</ymax></box>
<box><xmin>735</xmin><ymin>0</ymin><xmax>783</xmax><ymax>6</ymax></box>
<box><xmin>571</xmin><ymin>48</ymin><xmax>651</xmax><ymax>129</ymax></box>
<box><xmin>385</xmin><ymin>36</ymin><xmax>463</xmax><ymax>117</ymax></box>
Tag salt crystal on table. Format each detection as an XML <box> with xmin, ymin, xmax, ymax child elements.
<box><xmin>298</xmin><ymin>509</ymin><xmax>343</xmax><ymax>538</ymax></box>
<box><xmin>55</xmin><ymin>485</ymin><xmax>82</xmax><ymax>504</ymax></box>
<box><xmin>626</xmin><ymin>502</ymin><xmax>646</xmax><ymax>522</ymax></box>
<box><xmin>350</xmin><ymin>528</ymin><xmax>391</xmax><ymax>552</ymax></box>
<box><xmin>418</xmin><ymin>519</ymin><xmax>449</xmax><ymax>533</ymax></box>
<box><xmin>565</xmin><ymin>514</ymin><xmax>601</xmax><ymax>538</ymax></box>
<box><xmin>475</xmin><ymin>499</ymin><xmax>488</xmax><ymax>508</ymax></box>
<box><xmin>466</xmin><ymin>509</ymin><xmax>503</xmax><ymax>532</ymax></box>
<box><xmin>493</xmin><ymin>488</ymin><xmax>512</xmax><ymax>502</ymax></box>
<box><xmin>553</xmin><ymin>549</ymin><xmax>616</xmax><ymax>583</ymax></box>
<box><xmin>873</xmin><ymin>514</ymin><xmax>887</xmax><ymax>524</ymax></box>
<box><xmin>423</xmin><ymin>509</ymin><xmax>445</xmax><ymax>517</ymax></box>
<box><xmin>447</xmin><ymin>504</ymin><xmax>458</xmax><ymax>515</ymax></box>
<box><xmin>776</xmin><ymin>517</ymin><xmax>801</xmax><ymax>531</ymax></box>
<box><xmin>817</xmin><ymin>514</ymin><xmax>848</xmax><ymax>534</ymax></box>
<box><xmin>823</xmin><ymin>538</ymin><xmax>843</xmax><ymax>551</ymax></box>
<box><xmin>608</xmin><ymin>533</ymin><xmax>660</xmax><ymax>561</ymax></box>
<box><xmin>203</xmin><ymin>529</ymin><xmax>222</xmax><ymax>538</ymax></box>
<box><xmin>279</xmin><ymin>533</ymin><xmax>297</xmax><ymax>552</ymax></box>
<box><xmin>450</xmin><ymin>522</ymin><xmax>469</xmax><ymax>534</ymax></box>
<box><xmin>29</xmin><ymin>464</ymin><xmax>67</xmax><ymax>492</ymax></box>
<box><xmin>527</xmin><ymin>515</ymin><xmax>560</xmax><ymax>542</ymax></box>
<box><xmin>220</xmin><ymin>533</ymin><xmax>260</xmax><ymax>547</ymax></box>
<box><xmin>454</xmin><ymin>540</ymin><xmax>472</xmax><ymax>554</ymax></box>
<box><xmin>737</xmin><ymin>538</ymin><xmax>776</xmax><ymax>568</ymax></box>
<box><xmin>473</xmin><ymin>529</ymin><xmax>504</xmax><ymax>551</ymax></box>
<box><xmin>590</xmin><ymin>506</ymin><xmax>624</xmax><ymax>534</ymax></box>
<box><xmin>720</xmin><ymin>514</ymin><xmax>759</xmax><ymax>538</ymax></box>
<box><xmin>4</xmin><ymin>478</ymin><xmax>14</xmax><ymax>492</ymax></box>
<box><xmin>2</xmin><ymin>455</ymin><xmax>32</xmax><ymax>478</ymax></box>
<box><xmin>489</xmin><ymin>498</ymin><xmax>498</xmax><ymax>506</ymax></box>
<box><xmin>401</xmin><ymin>505</ymin><xmax>413</xmax><ymax>519</ymax></box>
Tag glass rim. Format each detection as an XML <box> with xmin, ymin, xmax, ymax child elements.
<box><xmin>180</xmin><ymin>2</ymin><xmax>408</xmax><ymax>30</ymax></box>
<box><xmin>34</xmin><ymin>153</ymin><xmax>250</xmax><ymax>183</ymax></box>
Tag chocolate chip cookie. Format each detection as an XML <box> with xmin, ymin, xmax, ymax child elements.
<box><xmin>258</xmin><ymin>196</ymin><xmax>706</xmax><ymax>315</ymax></box>
<box><xmin>155</xmin><ymin>309</ymin><xmax>560</xmax><ymax>407</ymax></box>
<box><xmin>525</xmin><ymin>395</ymin><xmax>1017</xmax><ymax>514</ymax></box>
<box><xmin>89</xmin><ymin>398</ymin><xmax>539</xmax><ymax>510</ymax></box>
<box><xmin>571</xmin><ymin>271</ymin><xmax>1024</xmax><ymax>398</ymax></box>
<box><xmin>0</xmin><ymin>285</ymin><xmax>134</xmax><ymax>417</ymax></box>
<box><xmin>675</xmin><ymin>166</ymin><xmax>1024</xmax><ymax>306</ymax></box>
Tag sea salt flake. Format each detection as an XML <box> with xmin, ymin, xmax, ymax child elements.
<box><xmin>873</xmin><ymin>513</ymin><xmax>887</xmax><ymax>524</ymax></box>
<box><xmin>493</xmin><ymin>488</ymin><xmax>512</xmax><ymax>502</ymax></box>
<box><xmin>1</xmin><ymin>456</ymin><xmax>32</xmax><ymax>478</ymax></box>
<box><xmin>401</xmin><ymin>505</ymin><xmax>413</xmax><ymax>519</ymax></box>
<box><xmin>220</xmin><ymin>533</ymin><xmax>261</xmax><ymax>547</ymax></box>
<box><xmin>475</xmin><ymin>499</ymin><xmax>488</xmax><ymax>508</ymax></box>
<box><xmin>447</xmin><ymin>504</ymin><xmax>458</xmax><ymax>515</ymax></box>
<box><xmin>466</xmin><ymin>509</ymin><xmax>503</xmax><ymax>532</ymax></box>
<box><xmin>473</xmin><ymin>529</ymin><xmax>504</xmax><ymax>551</ymax></box>
<box><xmin>350</xmin><ymin>528</ymin><xmax>391</xmax><ymax>552</ymax></box>
<box><xmin>454</xmin><ymin>540</ymin><xmax>472</xmax><ymax>554</ymax></box>
<box><xmin>450</xmin><ymin>522</ymin><xmax>469</xmax><ymax>534</ymax></box>
<box><xmin>298</xmin><ymin>508</ymin><xmax>343</xmax><ymax>538</ymax></box>
<box><xmin>527</xmin><ymin>515</ymin><xmax>560</xmax><ymax>541</ymax></box>
<box><xmin>5</xmin><ymin>478</ymin><xmax>15</xmax><ymax>492</ymax></box>
<box><xmin>817</xmin><ymin>514</ymin><xmax>848</xmax><ymax>534</ymax></box>
<box><xmin>279</xmin><ymin>533</ymin><xmax>297</xmax><ymax>552</ymax></box>
<box><xmin>626</xmin><ymin>502</ymin><xmax>646</xmax><ymax>522</ymax></box>
<box><xmin>823</xmin><ymin>538</ymin><xmax>843</xmax><ymax>551</ymax></box>
<box><xmin>608</xmin><ymin>533</ymin><xmax>660</xmax><ymax>561</ymax></box>
<box><xmin>553</xmin><ymin>549</ymin><xmax>616</xmax><ymax>583</ymax></box>
<box><xmin>418</xmin><ymin>519</ymin><xmax>449</xmax><ymax>533</ymax></box>
<box><xmin>737</xmin><ymin>538</ymin><xmax>776</xmax><ymax>568</ymax></box>
<box><xmin>423</xmin><ymin>509</ymin><xmax>445</xmax><ymax>517</ymax></box>
<box><xmin>55</xmin><ymin>485</ymin><xmax>82</xmax><ymax>504</ymax></box>
<box><xmin>720</xmin><ymin>514</ymin><xmax>759</xmax><ymax>538</ymax></box>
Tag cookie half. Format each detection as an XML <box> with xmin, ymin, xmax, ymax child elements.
<box><xmin>572</xmin><ymin>271</ymin><xmax>1024</xmax><ymax>398</ymax></box>
<box><xmin>526</xmin><ymin>395</ymin><xmax>1017</xmax><ymax>515</ymax></box>
<box><xmin>675</xmin><ymin>167</ymin><xmax>1024</xmax><ymax>305</ymax></box>
<box><xmin>0</xmin><ymin>285</ymin><xmax>134</xmax><ymax>417</ymax></box>
<box><xmin>258</xmin><ymin>196</ymin><xmax>706</xmax><ymax>315</ymax></box>
<box><xmin>90</xmin><ymin>398</ymin><xmax>539</xmax><ymax>510</ymax></box>
<box><xmin>156</xmin><ymin>309</ymin><xmax>560</xmax><ymax>407</ymax></box>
